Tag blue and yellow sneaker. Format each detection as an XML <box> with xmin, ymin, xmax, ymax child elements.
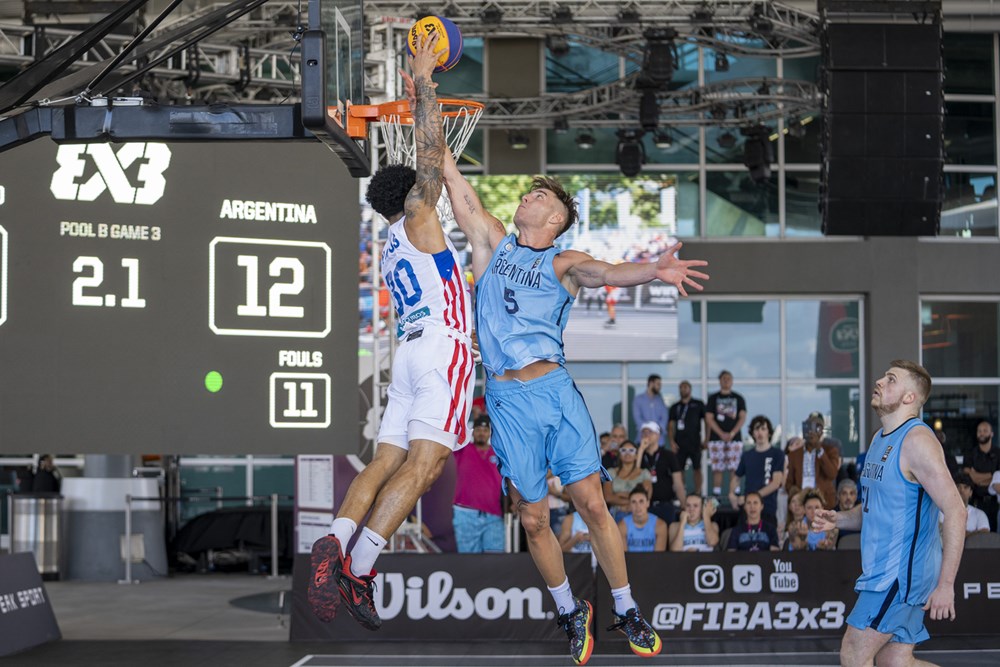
<box><xmin>556</xmin><ymin>598</ymin><xmax>594</xmax><ymax>665</ymax></box>
<box><xmin>608</xmin><ymin>607</ymin><xmax>662</xmax><ymax>657</ymax></box>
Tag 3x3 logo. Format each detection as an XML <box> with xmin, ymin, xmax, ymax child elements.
<box><xmin>50</xmin><ymin>143</ymin><xmax>171</xmax><ymax>205</ymax></box>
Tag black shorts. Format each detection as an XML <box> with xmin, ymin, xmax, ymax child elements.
<box><xmin>675</xmin><ymin>442</ymin><xmax>702</xmax><ymax>469</ymax></box>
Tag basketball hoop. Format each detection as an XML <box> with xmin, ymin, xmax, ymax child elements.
<box><xmin>348</xmin><ymin>98</ymin><xmax>484</xmax><ymax>220</ymax></box>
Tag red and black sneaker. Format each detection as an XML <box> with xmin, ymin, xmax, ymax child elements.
<box><xmin>307</xmin><ymin>534</ymin><xmax>343</xmax><ymax>622</ymax></box>
<box><xmin>337</xmin><ymin>554</ymin><xmax>382</xmax><ymax>631</ymax></box>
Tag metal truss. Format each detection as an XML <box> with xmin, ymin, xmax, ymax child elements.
<box><xmin>0</xmin><ymin>19</ymin><xmax>305</xmax><ymax>103</ymax></box>
<box><xmin>470</xmin><ymin>73</ymin><xmax>820</xmax><ymax>128</ymax></box>
<box><xmin>365</xmin><ymin>0</ymin><xmax>823</xmax><ymax>56</ymax></box>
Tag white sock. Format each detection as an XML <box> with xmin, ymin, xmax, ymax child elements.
<box><xmin>330</xmin><ymin>517</ymin><xmax>357</xmax><ymax>551</ymax></box>
<box><xmin>349</xmin><ymin>527</ymin><xmax>387</xmax><ymax>578</ymax></box>
<box><xmin>712</xmin><ymin>486</ymin><xmax>722</xmax><ymax>495</ymax></box>
<box><xmin>611</xmin><ymin>584</ymin><xmax>636</xmax><ymax>615</ymax></box>
<box><xmin>547</xmin><ymin>577</ymin><xmax>577</xmax><ymax>616</ymax></box>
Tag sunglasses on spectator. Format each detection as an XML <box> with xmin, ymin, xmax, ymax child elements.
<box><xmin>619</xmin><ymin>448</ymin><xmax>637</xmax><ymax>454</ymax></box>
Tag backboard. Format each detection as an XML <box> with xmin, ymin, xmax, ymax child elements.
<box><xmin>302</xmin><ymin>0</ymin><xmax>370</xmax><ymax>176</ymax></box>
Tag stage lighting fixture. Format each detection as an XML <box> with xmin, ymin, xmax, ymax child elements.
<box><xmin>507</xmin><ymin>131</ymin><xmax>529</xmax><ymax>150</ymax></box>
<box><xmin>575</xmin><ymin>130</ymin><xmax>595</xmax><ymax>149</ymax></box>
<box><xmin>546</xmin><ymin>34</ymin><xmax>571</xmax><ymax>57</ymax></box>
<box><xmin>481</xmin><ymin>6</ymin><xmax>503</xmax><ymax>24</ymax></box>
<box><xmin>554</xmin><ymin>117</ymin><xmax>570</xmax><ymax>134</ymax></box>
<box><xmin>618</xmin><ymin>6</ymin><xmax>641</xmax><ymax>23</ymax></box>
<box><xmin>743</xmin><ymin>126</ymin><xmax>773</xmax><ymax>184</ymax></box>
<box><xmin>715</xmin><ymin>52</ymin><xmax>730</xmax><ymax>72</ymax></box>
<box><xmin>639</xmin><ymin>90</ymin><xmax>659</xmax><ymax>131</ymax></box>
<box><xmin>641</xmin><ymin>27</ymin><xmax>677</xmax><ymax>88</ymax></box>
<box><xmin>717</xmin><ymin>131</ymin><xmax>737</xmax><ymax>149</ymax></box>
<box><xmin>551</xmin><ymin>5</ymin><xmax>573</xmax><ymax>24</ymax></box>
<box><xmin>616</xmin><ymin>129</ymin><xmax>645</xmax><ymax>177</ymax></box>
<box><xmin>750</xmin><ymin>6</ymin><xmax>774</xmax><ymax>36</ymax></box>
<box><xmin>653</xmin><ymin>129</ymin><xmax>673</xmax><ymax>149</ymax></box>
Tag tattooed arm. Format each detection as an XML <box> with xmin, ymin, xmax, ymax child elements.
<box><xmin>402</xmin><ymin>31</ymin><xmax>448</xmax><ymax>254</ymax></box>
<box><xmin>400</xmin><ymin>67</ymin><xmax>505</xmax><ymax>280</ymax></box>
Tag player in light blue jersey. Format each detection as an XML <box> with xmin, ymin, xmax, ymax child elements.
<box><xmin>812</xmin><ymin>360</ymin><xmax>965</xmax><ymax>667</ymax></box>
<box><xmin>431</xmin><ymin>139</ymin><xmax>707</xmax><ymax>665</ymax></box>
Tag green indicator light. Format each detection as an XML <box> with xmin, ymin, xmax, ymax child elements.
<box><xmin>204</xmin><ymin>371</ymin><xmax>223</xmax><ymax>393</ymax></box>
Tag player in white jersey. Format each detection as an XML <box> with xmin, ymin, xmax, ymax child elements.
<box><xmin>812</xmin><ymin>360</ymin><xmax>965</xmax><ymax>667</ymax></box>
<box><xmin>307</xmin><ymin>32</ymin><xmax>474</xmax><ymax>632</ymax></box>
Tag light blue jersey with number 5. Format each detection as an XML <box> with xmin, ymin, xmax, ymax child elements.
<box><xmin>475</xmin><ymin>234</ymin><xmax>574</xmax><ymax>377</ymax></box>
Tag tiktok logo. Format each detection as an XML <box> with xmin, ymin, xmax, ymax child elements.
<box><xmin>50</xmin><ymin>143</ymin><xmax>172</xmax><ymax>204</ymax></box>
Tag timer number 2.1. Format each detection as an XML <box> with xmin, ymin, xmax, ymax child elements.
<box><xmin>72</xmin><ymin>256</ymin><xmax>145</xmax><ymax>308</ymax></box>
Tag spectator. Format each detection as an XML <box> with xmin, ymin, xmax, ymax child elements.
<box><xmin>781</xmin><ymin>487</ymin><xmax>806</xmax><ymax>548</ymax></box>
<box><xmin>726</xmin><ymin>492</ymin><xmax>780</xmax><ymax>551</ymax></box>
<box><xmin>602</xmin><ymin>441</ymin><xmax>652</xmax><ymax>522</ymax></box>
<box><xmin>835</xmin><ymin>478</ymin><xmax>858</xmax><ymax>512</ymax></box>
<box><xmin>946</xmin><ymin>473</ymin><xmax>990</xmax><ymax>536</ymax></box>
<box><xmin>788</xmin><ymin>489</ymin><xmax>837</xmax><ymax>551</ymax></box>
<box><xmin>962</xmin><ymin>420</ymin><xmax>999</xmax><ymax>532</ymax></box>
<box><xmin>785</xmin><ymin>412</ymin><xmax>841</xmax><ymax>509</ymax></box>
<box><xmin>558</xmin><ymin>509</ymin><xmax>592</xmax><ymax>555</ymax></box>
<box><xmin>934</xmin><ymin>428</ymin><xmax>960</xmax><ymax>477</ymax></box>
<box><xmin>598</xmin><ymin>431</ymin><xmax>616</xmax><ymax>470</ymax></box>
<box><xmin>668</xmin><ymin>380</ymin><xmax>708</xmax><ymax>495</ymax></box>
<box><xmin>618</xmin><ymin>487</ymin><xmax>668</xmax><ymax>552</ymax></box>
<box><xmin>547</xmin><ymin>469</ymin><xmax>571</xmax><ymax>534</ymax></box>
<box><xmin>31</xmin><ymin>455</ymin><xmax>61</xmax><ymax>493</ymax></box>
<box><xmin>706</xmin><ymin>370</ymin><xmax>747</xmax><ymax>499</ymax></box>
<box><xmin>452</xmin><ymin>416</ymin><xmax>504</xmax><ymax>553</ymax></box>
<box><xmin>638</xmin><ymin>421</ymin><xmax>686</xmax><ymax>524</ymax></box>
<box><xmin>728</xmin><ymin>415</ymin><xmax>785</xmax><ymax>525</ymax></box>
<box><xmin>601</xmin><ymin>423</ymin><xmax>628</xmax><ymax>470</ymax></box>
<box><xmin>669</xmin><ymin>494</ymin><xmax>719</xmax><ymax>552</ymax></box>
<box><xmin>15</xmin><ymin>465</ymin><xmax>34</xmax><ymax>494</ymax></box>
<box><xmin>633</xmin><ymin>374</ymin><xmax>668</xmax><ymax>445</ymax></box>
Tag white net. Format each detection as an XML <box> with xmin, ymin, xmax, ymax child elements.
<box><xmin>374</xmin><ymin>99</ymin><xmax>483</xmax><ymax>222</ymax></box>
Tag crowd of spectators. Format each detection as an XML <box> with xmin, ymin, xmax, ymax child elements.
<box><xmin>450</xmin><ymin>369</ymin><xmax>1000</xmax><ymax>555</ymax></box>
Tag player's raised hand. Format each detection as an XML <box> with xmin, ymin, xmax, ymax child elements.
<box><xmin>408</xmin><ymin>29</ymin><xmax>441</xmax><ymax>81</ymax></box>
<box><xmin>811</xmin><ymin>508</ymin><xmax>837</xmax><ymax>533</ymax></box>
<box><xmin>653</xmin><ymin>242</ymin><xmax>709</xmax><ymax>297</ymax></box>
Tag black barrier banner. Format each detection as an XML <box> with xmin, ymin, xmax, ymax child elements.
<box><xmin>598</xmin><ymin>551</ymin><xmax>1000</xmax><ymax>641</ymax></box>
<box><xmin>0</xmin><ymin>553</ymin><xmax>61</xmax><ymax>656</ymax></box>
<box><xmin>291</xmin><ymin>553</ymin><xmax>595</xmax><ymax>641</ymax></box>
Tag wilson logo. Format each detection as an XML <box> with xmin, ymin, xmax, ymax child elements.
<box><xmin>373</xmin><ymin>571</ymin><xmax>550</xmax><ymax>621</ymax></box>
<box><xmin>50</xmin><ymin>143</ymin><xmax>171</xmax><ymax>204</ymax></box>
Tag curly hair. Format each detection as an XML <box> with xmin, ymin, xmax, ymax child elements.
<box><xmin>530</xmin><ymin>176</ymin><xmax>578</xmax><ymax>237</ymax></box>
<box><xmin>365</xmin><ymin>164</ymin><xmax>416</xmax><ymax>220</ymax></box>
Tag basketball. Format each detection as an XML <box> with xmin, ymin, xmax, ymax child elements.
<box><xmin>408</xmin><ymin>15</ymin><xmax>463</xmax><ymax>73</ymax></box>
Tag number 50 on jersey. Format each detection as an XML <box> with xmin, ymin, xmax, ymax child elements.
<box><xmin>209</xmin><ymin>237</ymin><xmax>332</xmax><ymax>337</ymax></box>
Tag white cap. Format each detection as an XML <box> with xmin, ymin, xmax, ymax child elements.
<box><xmin>640</xmin><ymin>421</ymin><xmax>661</xmax><ymax>434</ymax></box>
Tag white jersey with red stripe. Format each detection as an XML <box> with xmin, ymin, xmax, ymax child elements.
<box><xmin>380</xmin><ymin>219</ymin><xmax>471</xmax><ymax>339</ymax></box>
<box><xmin>376</xmin><ymin>219</ymin><xmax>474</xmax><ymax>449</ymax></box>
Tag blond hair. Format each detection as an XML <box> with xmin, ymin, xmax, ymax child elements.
<box><xmin>889</xmin><ymin>359</ymin><xmax>932</xmax><ymax>406</ymax></box>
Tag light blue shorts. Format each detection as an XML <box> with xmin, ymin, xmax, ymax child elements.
<box><xmin>452</xmin><ymin>506</ymin><xmax>505</xmax><ymax>553</ymax></box>
<box><xmin>485</xmin><ymin>367</ymin><xmax>609</xmax><ymax>504</ymax></box>
<box><xmin>847</xmin><ymin>581</ymin><xmax>930</xmax><ymax>645</ymax></box>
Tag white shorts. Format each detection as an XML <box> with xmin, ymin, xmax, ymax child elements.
<box><xmin>377</xmin><ymin>327</ymin><xmax>475</xmax><ymax>451</ymax></box>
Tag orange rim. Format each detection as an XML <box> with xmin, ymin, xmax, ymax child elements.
<box><xmin>345</xmin><ymin>98</ymin><xmax>484</xmax><ymax>138</ymax></box>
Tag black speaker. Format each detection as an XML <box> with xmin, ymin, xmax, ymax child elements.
<box><xmin>821</xmin><ymin>22</ymin><xmax>944</xmax><ymax>236</ymax></box>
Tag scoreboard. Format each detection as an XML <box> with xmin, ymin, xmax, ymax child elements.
<box><xmin>0</xmin><ymin>140</ymin><xmax>359</xmax><ymax>454</ymax></box>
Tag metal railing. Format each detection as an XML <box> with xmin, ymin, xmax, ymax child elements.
<box><xmin>118</xmin><ymin>492</ymin><xmax>292</xmax><ymax>585</ymax></box>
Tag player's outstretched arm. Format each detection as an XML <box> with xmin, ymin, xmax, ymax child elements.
<box><xmin>904</xmin><ymin>428</ymin><xmax>965</xmax><ymax>621</ymax></box>
<box><xmin>400</xmin><ymin>69</ymin><xmax>504</xmax><ymax>276</ymax></box>
<box><xmin>403</xmin><ymin>31</ymin><xmax>447</xmax><ymax>252</ymax></box>
<box><xmin>563</xmin><ymin>242</ymin><xmax>709</xmax><ymax>296</ymax></box>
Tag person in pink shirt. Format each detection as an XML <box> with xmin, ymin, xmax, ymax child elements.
<box><xmin>452</xmin><ymin>415</ymin><xmax>505</xmax><ymax>552</ymax></box>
